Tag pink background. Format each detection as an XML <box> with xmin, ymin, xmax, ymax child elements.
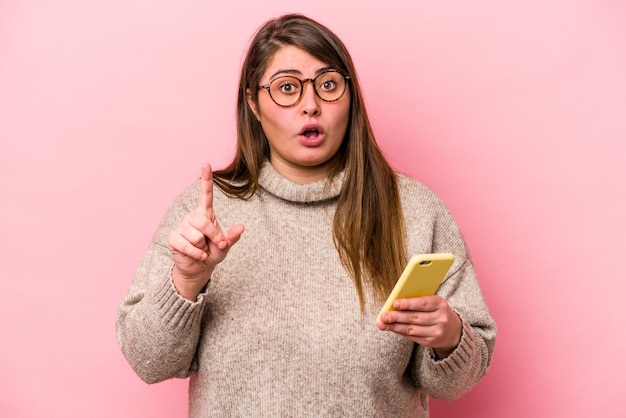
<box><xmin>1</xmin><ymin>1</ymin><xmax>625</xmax><ymax>417</ymax></box>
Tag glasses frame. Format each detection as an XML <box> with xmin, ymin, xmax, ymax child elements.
<box><xmin>258</xmin><ymin>70</ymin><xmax>351</xmax><ymax>107</ymax></box>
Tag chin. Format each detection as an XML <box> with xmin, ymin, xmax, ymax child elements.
<box><xmin>294</xmin><ymin>154</ymin><xmax>334</xmax><ymax>168</ymax></box>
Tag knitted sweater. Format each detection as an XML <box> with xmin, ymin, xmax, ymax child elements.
<box><xmin>116</xmin><ymin>161</ymin><xmax>497</xmax><ymax>417</ymax></box>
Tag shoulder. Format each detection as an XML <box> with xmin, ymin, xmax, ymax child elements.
<box><xmin>396</xmin><ymin>172</ymin><xmax>434</xmax><ymax>195</ymax></box>
<box><xmin>395</xmin><ymin>172</ymin><xmax>469</xmax><ymax>258</ymax></box>
<box><xmin>171</xmin><ymin>179</ymin><xmax>201</xmax><ymax>212</ymax></box>
<box><xmin>395</xmin><ymin>172</ymin><xmax>448</xmax><ymax>216</ymax></box>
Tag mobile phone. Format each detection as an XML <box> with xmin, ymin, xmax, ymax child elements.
<box><xmin>376</xmin><ymin>253</ymin><xmax>455</xmax><ymax>323</ymax></box>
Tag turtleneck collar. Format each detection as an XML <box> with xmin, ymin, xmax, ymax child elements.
<box><xmin>258</xmin><ymin>160</ymin><xmax>344</xmax><ymax>203</ymax></box>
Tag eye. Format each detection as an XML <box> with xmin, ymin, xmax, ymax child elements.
<box><xmin>274</xmin><ymin>78</ymin><xmax>301</xmax><ymax>95</ymax></box>
<box><xmin>320</xmin><ymin>80</ymin><xmax>336</xmax><ymax>91</ymax></box>
<box><xmin>280</xmin><ymin>82</ymin><xmax>296</xmax><ymax>93</ymax></box>
<box><xmin>317</xmin><ymin>73</ymin><xmax>341</xmax><ymax>92</ymax></box>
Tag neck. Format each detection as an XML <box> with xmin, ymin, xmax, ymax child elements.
<box><xmin>269</xmin><ymin>157</ymin><xmax>333</xmax><ymax>184</ymax></box>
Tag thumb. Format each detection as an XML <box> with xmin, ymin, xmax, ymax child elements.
<box><xmin>224</xmin><ymin>224</ymin><xmax>245</xmax><ymax>246</ymax></box>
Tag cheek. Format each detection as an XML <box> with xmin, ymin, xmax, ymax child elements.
<box><xmin>337</xmin><ymin>94</ymin><xmax>351</xmax><ymax>125</ymax></box>
<box><xmin>337</xmin><ymin>104</ymin><xmax>351</xmax><ymax>133</ymax></box>
<box><xmin>259</xmin><ymin>107</ymin><xmax>292</xmax><ymax>137</ymax></box>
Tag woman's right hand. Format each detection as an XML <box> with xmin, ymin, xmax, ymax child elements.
<box><xmin>167</xmin><ymin>163</ymin><xmax>245</xmax><ymax>300</ymax></box>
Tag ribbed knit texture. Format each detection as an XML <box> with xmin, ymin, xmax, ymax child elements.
<box><xmin>116</xmin><ymin>161</ymin><xmax>497</xmax><ymax>417</ymax></box>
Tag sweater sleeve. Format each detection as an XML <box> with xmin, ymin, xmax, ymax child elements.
<box><xmin>412</xmin><ymin>260</ymin><xmax>496</xmax><ymax>400</ymax></box>
<box><xmin>402</xmin><ymin>178</ymin><xmax>497</xmax><ymax>400</ymax></box>
<box><xmin>116</xmin><ymin>182</ymin><xmax>207</xmax><ymax>384</ymax></box>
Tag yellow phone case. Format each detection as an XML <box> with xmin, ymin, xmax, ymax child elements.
<box><xmin>376</xmin><ymin>253</ymin><xmax>455</xmax><ymax>323</ymax></box>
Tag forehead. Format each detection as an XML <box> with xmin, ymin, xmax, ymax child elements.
<box><xmin>263</xmin><ymin>45</ymin><xmax>329</xmax><ymax>80</ymax></box>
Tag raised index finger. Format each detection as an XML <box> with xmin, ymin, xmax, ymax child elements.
<box><xmin>198</xmin><ymin>163</ymin><xmax>214</xmax><ymax>214</ymax></box>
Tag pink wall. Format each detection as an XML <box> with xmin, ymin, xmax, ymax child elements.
<box><xmin>1</xmin><ymin>1</ymin><xmax>625</xmax><ymax>417</ymax></box>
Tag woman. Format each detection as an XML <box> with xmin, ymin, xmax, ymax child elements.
<box><xmin>117</xmin><ymin>13</ymin><xmax>497</xmax><ymax>417</ymax></box>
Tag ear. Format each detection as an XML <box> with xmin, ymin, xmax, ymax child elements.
<box><xmin>246</xmin><ymin>88</ymin><xmax>261</xmax><ymax>121</ymax></box>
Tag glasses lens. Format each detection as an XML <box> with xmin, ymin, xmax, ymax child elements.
<box><xmin>269</xmin><ymin>76</ymin><xmax>302</xmax><ymax>106</ymax></box>
<box><xmin>314</xmin><ymin>71</ymin><xmax>346</xmax><ymax>102</ymax></box>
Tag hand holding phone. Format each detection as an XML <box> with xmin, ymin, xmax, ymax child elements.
<box><xmin>376</xmin><ymin>253</ymin><xmax>454</xmax><ymax>323</ymax></box>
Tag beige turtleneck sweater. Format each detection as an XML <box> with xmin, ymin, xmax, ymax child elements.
<box><xmin>116</xmin><ymin>161</ymin><xmax>496</xmax><ymax>417</ymax></box>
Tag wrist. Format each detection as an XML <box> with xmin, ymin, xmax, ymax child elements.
<box><xmin>433</xmin><ymin>313</ymin><xmax>462</xmax><ymax>359</ymax></box>
<box><xmin>433</xmin><ymin>346</ymin><xmax>456</xmax><ymax>360</ymax></box>
<box><xmin>171</xmin><ymin>265</ymin><xmax>211</xmax><ymax>301</ymax></box>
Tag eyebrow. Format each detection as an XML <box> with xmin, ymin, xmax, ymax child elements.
<box><xmin>268</xmin><ymin>65</ymin><xmax>333</xmax><ymax>81</ymax></box>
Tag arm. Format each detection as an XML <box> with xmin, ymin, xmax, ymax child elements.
<box><xmin>116</xmin><ymin>164</ymin><xmax>244</xmax><ymax>383</ymax></box>
<box><xmin>115</xmin><ymin>241</ymin><xmax>207</xmax><ymax>383</ymax></box>
<box><xmin>379</xmin><ymin>181</ymin><xmax>497</xmax><ymax>400</ymax></box>
<box><xmin>412</xmin><ymin>259</ymin><xmax>496</xmax><ymax>400</ymax></box>
<box><xmin>378</xmin><ymin>259</ymin><xmax>495</xmax><ymax>400</ymax></box>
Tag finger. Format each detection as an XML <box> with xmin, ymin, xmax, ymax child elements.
<box><xmin>404</xmin><ymin>323</ymin><xmax>443</xmax><ymax>342</ymax></box>
<box><xmin>392</xmin><ymin>295</ymin><xmax>441</xmax><ymax>312</ymax></box>
<box><xmin>206</xmin><ymin>223</ymin><xmax>244</xmax><ymax>253</ymax></box>
<box><xmin>186</xmin><ymin>211</ymin><xmax>226</xmax><ymax>249</ymax></box>
<box><xmin>167</xmin><ymin>231</ymin><xmax>208</xmax><ymax>261</ymax></box>
<box><xmin>200</xmin><ymin>224</ymin><xmax>227</xmax><ymax>250</ymax></box>
<box><xmin>382</xmin><ymin>320</ymin><xmax>440</xmax><ymax>342</ymax></box>
<box><xmin>224</xmin><ymin>224</ymin><xmax>245</xmax><ymax>245</ymax></box>
<box><xmin>179</xmin><ymin>219</ymin><xmax>210</xmax><ymax>250</ymax></box>
<box><xmin>382</xmin><ymin>309</ymin><xmax>438</xmax><ymax>327</ymax></box>
<box><xmin>197</xmin><ymin>163</ymin><xmax>214</xmax><ymax>214</ymax></box>
<box><xmin>377</xmin><ymin>318</ymin><xmax>430</xmax><ymax>336</ymax></box>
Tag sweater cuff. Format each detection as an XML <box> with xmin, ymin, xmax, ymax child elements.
<box><xmin>148</xmin><ymin>270</ymin><xmax>207</xmax><ymax>332</ymax></box>
<box><xmin>424</xmin><ymin>313</ymin><xmax>476</xmax><ymax>378</ymax></box>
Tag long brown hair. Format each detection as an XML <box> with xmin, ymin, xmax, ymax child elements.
<box><xmin>213</xmin><ymin>14</ymin><xmax>407</xmax><ymax>308</ymax></box>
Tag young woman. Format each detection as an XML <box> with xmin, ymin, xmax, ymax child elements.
<box><xmin>117</xmin><ymin>14</ymin><xmax>497</xmax><ymax>417</ymax></box>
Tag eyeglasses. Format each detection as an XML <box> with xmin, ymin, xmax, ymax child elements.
<box><xmin>259</xmin><ymin>70</ymin><xmax>350</xmax><ymax>107</ymax></box>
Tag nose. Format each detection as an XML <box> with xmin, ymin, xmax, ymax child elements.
<box><xmin>300</xmin><ymin>79</ymin><xmax>320</xmax><ymax>116</ymax></box>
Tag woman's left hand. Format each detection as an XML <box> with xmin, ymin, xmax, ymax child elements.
<box><xmin>377</xmin><ymin>295</ymin><xmax>462</xmax><ymax>359</ymax></box>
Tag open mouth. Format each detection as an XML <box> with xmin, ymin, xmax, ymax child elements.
<box><xmin>300</xmin><ymin>125</ymin><xmax>323</xmax><ymax>138</ymax></box>
<box><xmin>302</xmin><ymin>128</ymin><xmax>320</xmax><ymax>138</ymax></box>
